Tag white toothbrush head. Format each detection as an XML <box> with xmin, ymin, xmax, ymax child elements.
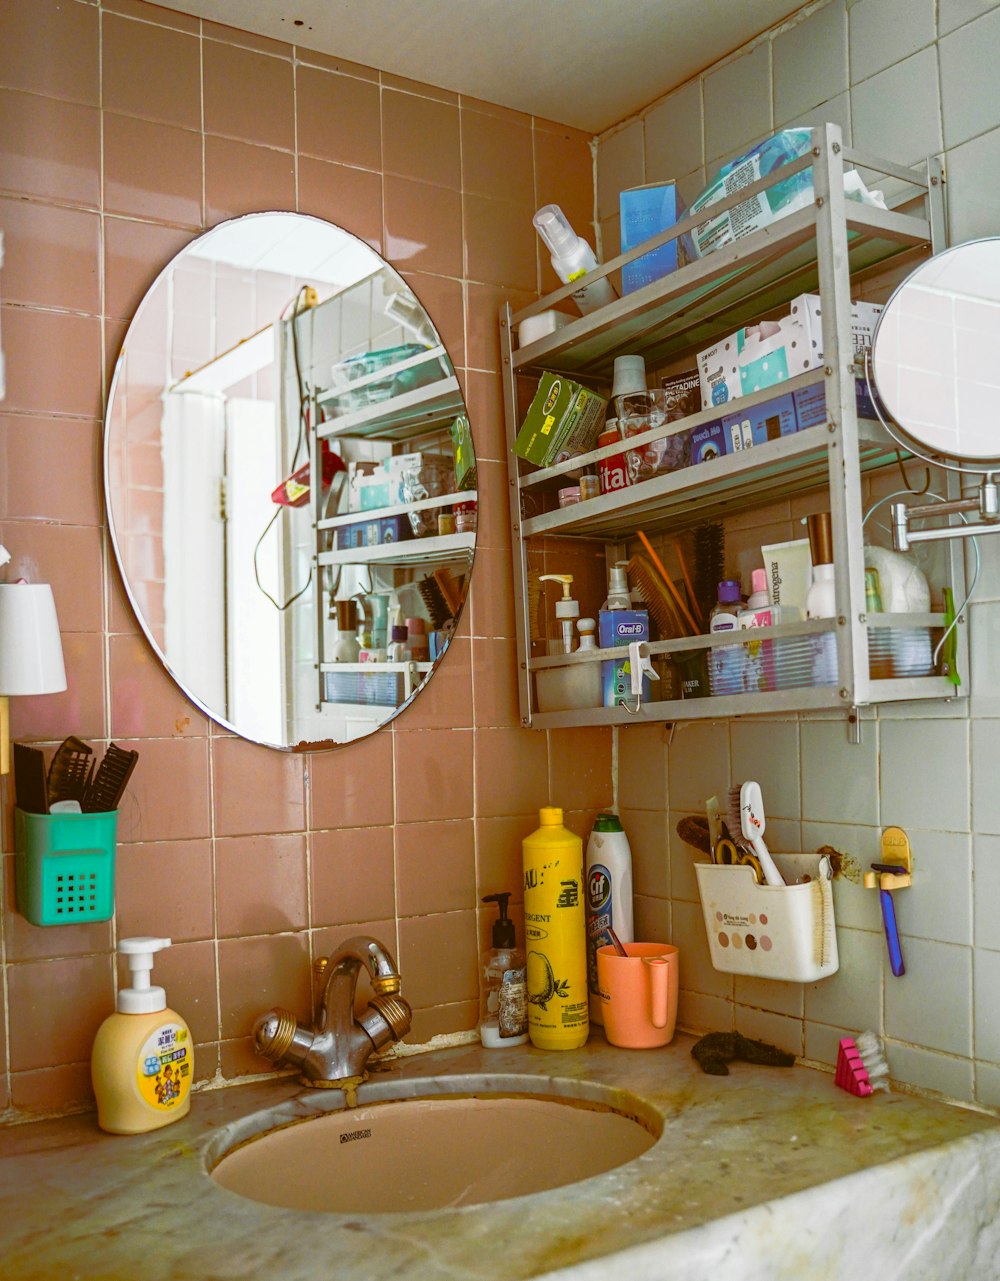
<box><xmin>739</xmin><ymin>780</ymin><xmax>785</xmax><ymax>887</ymax></box>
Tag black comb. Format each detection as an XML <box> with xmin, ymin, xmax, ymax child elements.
<box><xmin>47</xmin><ymin>737</ymin><xmax>95</xmax><ymax>806</ymax></box>
<box><xmin>83</xmin><ymin>743</ymin><xmax>139</xmax><ymax>813</ymax></box>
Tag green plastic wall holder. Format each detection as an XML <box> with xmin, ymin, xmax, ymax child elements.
<box><xmin>14</xmin><ymin>807</ymin><xmax>117</xmax><ymax>926</ymax></box>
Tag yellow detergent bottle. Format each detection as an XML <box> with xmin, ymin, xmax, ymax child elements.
<box><xmin>522</xmin><ymin>807</ymin><xmax>589</xmax><ymax>1050</ymax></box>
<box><xmin>91</xmin><ymin>937</ymin><xmax>193</xmax><ymax>1134</ymax></box>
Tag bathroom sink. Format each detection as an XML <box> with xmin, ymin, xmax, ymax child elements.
<box><xmin>209</xmin><ymin>1073</ymin><xmax>659</xmax><ymax>1214</ymax></box>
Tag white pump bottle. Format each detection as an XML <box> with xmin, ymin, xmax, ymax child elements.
<box><xmin>91</xmin><ymin>937</ymin><xmax>194</xmax><ymax>1134</ymax></box>
<box><xmin>533</xmin><ymin>204</ymin><xmax>617</xmax><ymax>315</ymax></box>
<box><xmin>539</xmin><ymin>573</ymin><xmax>580</xmax><ymax>654</ymax></box>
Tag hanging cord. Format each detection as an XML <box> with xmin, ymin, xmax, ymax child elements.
<box><xmin>894</xmin><ymin>449</ymin><xmax>931</xmax><ymax>495</ymax></box>
<box><xmin>862</xmin><ymin>488</ymin><xmax>980</xmax><ymax>665</ymax></box>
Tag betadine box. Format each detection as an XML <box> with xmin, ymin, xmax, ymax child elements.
<box><xmin>620</xmin><ymin>182</ymin><xmax>684</xmax><ymax>295</ymax></box>
<box><xmin>599</xmin><ymin>609</ymin><xmax>650</xmax><ymax>708</ymax></box>
<box><xmin>513</xmin><ymin>372</ymin><xmax>608</xmax><ymax>468</ymax></box>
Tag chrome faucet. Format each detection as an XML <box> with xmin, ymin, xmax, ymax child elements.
<box><xmin>253</xmin><ymin>936</ymin><xmax>411</xmax><ymax>1090</ymax></box>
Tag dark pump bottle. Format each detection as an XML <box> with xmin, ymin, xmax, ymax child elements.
<box><xmin>479</xmin><ymin>892</ymin><xmax>528</xmax><ymax>1047</ymax></box>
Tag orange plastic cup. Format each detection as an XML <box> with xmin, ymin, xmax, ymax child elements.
<box><xmin>597</xmin><ymin>943</ymin><xmax>679</xmax><ymax>1049</ymax></box>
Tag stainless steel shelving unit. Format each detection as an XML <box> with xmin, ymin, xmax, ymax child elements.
<box><xmin>500</xmin><ymin>124</ymin><xmax>968</xmax><ymax>732</ymax></box>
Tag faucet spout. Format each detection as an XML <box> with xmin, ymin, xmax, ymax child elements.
<box><xmin>253</xmin><ymin>935</ymin><xmax>411</xmax><ymax>1090</ymax></box>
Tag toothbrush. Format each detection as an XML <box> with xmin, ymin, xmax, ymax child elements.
<box><xmin>728</xmin><ymin>781</ymin><xmax>785</xmax><ymax>887</ymax></box>
<box><xmin>871</xmin><ymin>862</ymin><xmax>907</xmax><ymax>976</ymax></box>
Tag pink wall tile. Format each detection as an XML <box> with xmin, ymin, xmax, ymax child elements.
<box><xmin>311</xmin><ymin>826</ymin><xmax>396</xmax><ymax>927</ymax></box>
<box><xmin>396</xmin><ymin>819</ymin><xmax>476</xmax><ymax>915</ymax></box>
<box><xmin>8</xmin><ymin>630</ymin><xmax>107</xmax><ymax>745</ymax></box>
<box><xmin>394</xmin><ymin>728</ymin><xmax>474</xmax><ymax>823</ymax></box>
<box><xmin>202</xmin><ymin>21</ymin><xmax>292</xmax><ymax>58</ymax></box>
<box><xmin>475</xmin><ymin>814</ymin><xmax>537</xmax><ymax>903</ymax></box>
<box><xmin>218</xmin><ymin>932</ymin><xmax>310</xmax><ymax>1039</ymax></box>
<box><xmin>213</xmin><ymin>738</ymin><xmax>306</xmax><ymax>836</ymax></box>
<box><xmin>384</xmin><ymin>176</ymin><xmax>463</xmax><ymax>277</ymax></box>
<box><xmin>215</xmin><ymin>833</ymin><xmax>308</xmax><ymax>936</ymax></box>
<box><xmin>382</xmin><ymin>90</ymin><xmax>461</xmax><ymax>190</ymax></box>
<box><xmin>309</xmin><ymin>732</ymin><xmax>395</xmax><ymax>829</ymax></box>
<box><xmin>115</xmin><ymin>839</ymin><xmax>215</xmax><ymax>941</ymax></box>
<box><xmin>7</xmin><ymin>954</ymin><xmax>114</xmax><ymax>1071</ymax></box>
<box><xmin>0</xmin><ymin>89</ymin><xmax>101</xmax><ymax>207</ymax></box>
<box><xmin>397</xmin><ymin>909</ymin><xmax>479</xmax><ymax>1008</ymax></box>
<box><xmin>0</xmin><ymin>196</ymin><xmax>100</xmax><ymax>314</ymax></box>
<box><xmin>1</xmin><ymin>416</ymin><xmax>102</xmax><ymax>527</ymax></box>
<box><xmin>102</xmin><ymin>1</ymin><xmax>200</xmax><ymax>34</ymax></box>
<box><xmin>0</xmin><ymin>0</ymin><xmax>99</xmax><ymax>106</ymax></box>
<box><xmin>103</xmin><ymin>113</ymin><xmax>203</xmax><ymax>227</ymax></box>
<box><xmin>203</xmin><ymin>41</ymin><xmax>294</xmax><ymax>151</ymax></box>
<box><xmin>462</xmin><ymin>108</ymin><xmax>535</xmax><ymax>204</ymax></box>
<box><xmin>114</xmin><ymin>737</ymin><xmax>212</xmax><ymax>843</ymax></box>
<box><xmin>5</xmin><ymin>522</ymin><xmax>104</xmax><ymax>632</ymax></box>
<box><xmin>0</xmin><ymin>308</ymin><xmax>103</xmax><ymax>418</ymax></box>
<box><xmin>296</xmin><ymin>66</ymin><xmax>382</xmax><ymax>169</ymax></box>
<box><xmin>474</xmin><ymin>726</ymin><xmax>549</xmax><ymax>818</ymax></box>
<box><xmin>465</xmin><ymin>193</ymin><xmax>538</xmax><ymax>290</ymax></box>
<box><xmin>9</xmin><ymin>1063</ymin><xmax>96</xmax><ymax>1116</ymax></box>
<box><xmin>102</xmin><ymin>13</ymin><xmax>201</xmax><ymax>129</ymax></box>
<box><xmin>394</xmin><ymin>637</ymin><xmax>473</xmax><ymax>732</ymax></box>
<box><xmin>298</xmin><ymin>157</ymin><xmax>383</xmax><ymax>251</ymax></box>
<box><xmin>548</xmin><ymin>728</ymin><xmax>614</xmax><ymax>811</ymax></box>
<box><xmin>205</xmin><ymin>135</ymin><xmax>296</xmax><ymax>227</ymax></box>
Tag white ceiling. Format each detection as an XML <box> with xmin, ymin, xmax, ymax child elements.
<box><xmin>160</xmin><ymin>0</ymin><xmax>811</xmax><ymax>133</ymax></box>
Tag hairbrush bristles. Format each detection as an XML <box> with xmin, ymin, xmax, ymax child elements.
<box><xmin>418</xmin><ymin>574</ymin><xmax>451</xmax><ymax>627</ymax></box>
<box><xmin>836</xmin><ymin>1031</ymin><xmax>889</xmax><ymax>1097</ymax></box>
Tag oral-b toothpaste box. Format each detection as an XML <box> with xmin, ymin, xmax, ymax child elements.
<box><xmin>721</xmin><ymin>392</ymin><xmax>797</xmax><ymax>453</ymax></box>
<box><xmin>599</xmin><ymin>609</ymin><xmax>650</xmax><ymax>707</ymax></box>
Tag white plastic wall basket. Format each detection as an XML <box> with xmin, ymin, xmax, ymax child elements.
<box><xmin>694</xmin><ymin>852</ymin><xmax>838</xmax><ymax>982</ymax></box>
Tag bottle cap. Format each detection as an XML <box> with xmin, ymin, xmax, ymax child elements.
<box><xmin>539</xmin><ymin>806</ymin><xmax>563</xmax><ymax>825</ymax></box>
<box><xmin>117</xmin><ymin>937</ymin><xmax>171</xmax><ymax>1015</ymax></box>
<box><xmin>718</xmin><ymin>579</ymin><xmax>742</xmax><ymax>603</ymax></box>
<box><xmin>592</xmin><ymin>812</ymin><xmax>624</xmax><ymax>833</ymax></box>
<box><xmin>334</xmin><ymin>599</ymin><xmax>357</xmax><ymax>631</ymax></box>
<box><xmin>391</xmin><ymin>624</ymin><xmax>408</xmax><ymax>643</ymax></box>
<box><xmin>482</xmin><ymin>892</ymin><xmax>516</xmax><ymax>948</ymax></box>
<box><xmin>750</xmin><ymin>568</ymin><xmax>768</xmax><ymax>597</ymax></box>
<box><xmin>806</xmin><ymin>511</ymin><xmax>833</xmax><ymax>566</ymax></box>
<box><xmin>532</xmin><ymin>204</ymin><xmax>576</xmax><ymax>257</ymax></box>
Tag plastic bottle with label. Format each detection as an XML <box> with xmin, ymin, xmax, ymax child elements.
<box><xmin>522</xmin><ymin>807</ymin><xmax>589</xmax><ymax>1049</ymax></box>
<box><xmin>91</xmin><ymin>937</ymin><xmax>193</xmax><ymax>1134</ymax></box>
<box><xmin>533</xmin><ymin>204</ymin><xmax>617</xmax><ymax>315</ymax></box>
<box><xmin>585</xmin><ymin>813</ymin><xmax>634</xmax><ymax>1025</ymax></box>
<box><xmin>709</xmin><ymin>579</ymin><xmax>746</xmax><ymax>695</ymax></box>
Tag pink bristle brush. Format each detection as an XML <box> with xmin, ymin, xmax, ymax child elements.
<box><xmin>835</xmin><ymin>1031</ymin><xmax>890</xmax><ymax>1097</ymax></box>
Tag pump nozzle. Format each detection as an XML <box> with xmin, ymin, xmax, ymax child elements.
<box><xmin>481</xmin><ymin>893</ymin><xmax>515</xmax><ymax>949</ymax></box>
<box><xmin>118</xmin><ymin>936</ymin><xmax>171</xmax><ymax>1015</ymax></box>
<box><xmin>532</xmin><ymin>204</ymin><xmax>576</xmax><ymax>258</ymax></box>
<box><xmin>539</xmin><ymin>574</ymin><xmax>579</xmax><ymax>655</ymax></box>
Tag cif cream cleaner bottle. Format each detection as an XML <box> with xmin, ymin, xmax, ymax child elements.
<box><xmin>522</xmin><ymin>807</ymin><xmax>589</xmax><ymax>1049</ymax></box>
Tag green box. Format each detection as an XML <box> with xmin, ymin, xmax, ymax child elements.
<box><xmin>15</xmin><ymin>808</ymin><xmax>117</xmax><ymax>927</ymax></box>
<box><xmin>513</xmin><ymin>373</ymin><xmax>607</xmax><ymax>467</ymax></box>
<box><xmin>450</xmin><ymin>413</ymin><xmax>477</xmax><ymax>490</ymax></box>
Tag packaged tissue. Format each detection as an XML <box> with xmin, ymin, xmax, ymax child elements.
<box><xmin>682</xmin><ymin>129</ymin><xmax>886</xmax><ymax>263</ymax></box>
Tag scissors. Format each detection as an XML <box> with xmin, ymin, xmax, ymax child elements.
<box><xmin>714</xmin><ymin>837</ymin><xmax>764</xmax><ymax>884</ymax></box>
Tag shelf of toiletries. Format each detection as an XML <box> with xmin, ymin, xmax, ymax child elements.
<box><xmin>501</xmin><ymin>125</ymin><xmax>968</xmax><ymax>730</ymax></box>
<box><xmin>317</xmin><ymin>344</ymin><xmax>463</xmax><ymax>442</ymax></box>
<box><xmin>318</xmin><ymin>529</ymin><xmax>476</xmax><ymax>569</ymax></box>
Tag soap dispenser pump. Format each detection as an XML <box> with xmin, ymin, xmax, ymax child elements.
<box><xmin>538</xmin><ymin>573</ymin><xmax>579</xmax><ymax>655</ymax></box>
<box><xmin>91</xmin><ymin>937</ymin><xmax>193</xmax><ymax>1134</ymax></box>
<box><xmin>479</xmin><ymin>893</ymin><xmax>528</xmax><ymax>1048</ymax></box>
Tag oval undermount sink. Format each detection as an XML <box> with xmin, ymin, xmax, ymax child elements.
<box><xmin>210</xmin><ymin>1075</ymin><xmax>659</xmax><ymax>1214</ymax></box>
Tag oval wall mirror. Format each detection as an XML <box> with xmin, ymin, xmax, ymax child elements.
<box><xmin>105</xmin><ymin>212</ymin><xmax>477</xmax><ymax>750</ymax></box>
<box><xmin>870</xmin><ymin>236</ymin><xmax>1000</xmax><ymax>467</ymax></box>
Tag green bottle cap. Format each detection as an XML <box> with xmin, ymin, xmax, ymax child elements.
<box><xmin>592</xmin><ymin>812</ymin><xmax>623</xmax><ymax>832</ymax></box>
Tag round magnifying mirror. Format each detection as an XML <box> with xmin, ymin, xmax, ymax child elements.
<box><xmin>870</xmin><ymin>236</ymin><xmax>1000</xmax><ymax>467</ymax></box>
<box><xmin>105</xmin><ymin>212</ymin><xmax>476</xmax><ymax>750</ymax></box>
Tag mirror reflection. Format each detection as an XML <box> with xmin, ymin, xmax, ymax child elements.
<box><xmin>105</xmin><ymin>212</ymin><xmax>476</xmax><ymax>749</ymax></box>
<box><xmin>871</xmin><ymin>236</ymin><xmax>1000</xmax><ymax>464</ymax></box>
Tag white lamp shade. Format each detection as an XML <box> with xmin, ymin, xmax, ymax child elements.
<box><xmin>0</xmin><ymin>583</ymin><xmax>67</xmax><ymax>695</ymax></box>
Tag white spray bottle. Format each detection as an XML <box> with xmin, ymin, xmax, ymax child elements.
<box><xmin>533</xmin><ymin>204</ymin><xmax>618</xmax><ymax>315</ymax></box>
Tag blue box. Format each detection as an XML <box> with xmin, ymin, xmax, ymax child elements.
<box><xmin>334</xmin><ymin>515</ymin><xmax>413</xmax><ymax>550</ymax></box>
<box><xmin>688</xmin><ymin>419</ymin><xmax>726</xmax><ymax>465</ymax></box>
<box><xmin>793</xmin><ymin>378</ymin><xmax>878</xmax><ymax>431</ymax></box>
<box><xmin>620</xmin><ymin>182</ymin><xmax>684</xmax><ymax>295</ymax></box>
<box><xmin>721</xmin><ymin>393</ymin><xmax>797</xmax><ymax>454</ymax></box>
<box><xmin>599</xmin><ymin>610</ymin><xmax>650</xmax><ymax>707</ymax></box>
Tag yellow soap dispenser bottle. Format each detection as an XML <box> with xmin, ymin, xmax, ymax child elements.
<box><xmin>522</xmin><ymin>807</ymin><xmax>589</xmax><ymax>1049</ymax></box>
<box><xmin>91</xmin><ymin>937</ymin><xmax>193</xmax><ymax>1134</ymax></box>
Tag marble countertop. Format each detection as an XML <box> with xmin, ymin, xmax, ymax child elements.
<box><xmin>2</xmin><ymin>1032</ymin><xmax>1000</xmax><ymax>1281</ymax></box>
